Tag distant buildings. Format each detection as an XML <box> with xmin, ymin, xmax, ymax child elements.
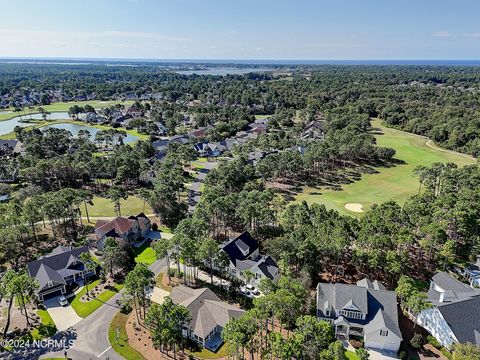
<box><xmin>316</xmin><ymin>278</ymin><xmax>402</xmax><ymax>353</ymax></box>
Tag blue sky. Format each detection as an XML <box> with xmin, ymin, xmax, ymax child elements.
<box><xmin>1</xmin><ymin>0</ymin><xmax>479</xmax><ymax>59</ymax></box>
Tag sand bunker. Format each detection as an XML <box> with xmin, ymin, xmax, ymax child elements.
<box><xmin>345</xmin><ymin>203</ymin><xmax>364</xmax><ymax>213</ymax></box>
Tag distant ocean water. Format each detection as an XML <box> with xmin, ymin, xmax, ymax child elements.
<box><xmin>1</xmin><ymin>58</ymin><xmax>480</xmax><ymax>66</ymax></box>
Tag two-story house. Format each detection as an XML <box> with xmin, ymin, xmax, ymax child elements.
<box><xmin>316</xmin><ymin>279</ymin><xmax>402</xmax><ymax>353</ymax></box>
<box><xmin>416</xmin><ymin>272</ymin><xmax>480</xmax><ymax>349</ymax></box>
<box><xmin>220</xmin><ymin>231</ymin><xmax>281</xmax><ymax>286</ymax></box>
<box><xmin>170</xmin><ymin>285</ymin><xmax>245</xmax><ymax>352</ymax></box>
<box><xmin>92</xmin><ymin>213</ymin><xmax>151</xmax><ymax>249</ymax></box>
<box><xmin>27</xmin><ymin>246</ymin><xmax>96</xmax><ymax>301</ymax></box>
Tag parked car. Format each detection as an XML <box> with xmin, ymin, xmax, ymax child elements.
<box><xmin>58</xmin><ymin>296</ymin><xmax>69</xmax><ymax>306</ymax></box>
<box><xmin>246</xmin><ymin>284</ymin><xmax>259</xmax><ymax>295</ymax></box>
<box><xmin>239</xmin><ymin>286</ymin><xmax>254</xmax><ymax>298</ymax></box>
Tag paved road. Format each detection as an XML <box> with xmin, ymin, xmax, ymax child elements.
<box><xmin>188</xmin><ymin>161</ymin><xmax>217</xmax><ymax>213</ymax></box>
<box><xmin>4</xmin><ymin>258</ymin><xmax>167</xmax><ymax>360</ymax></box>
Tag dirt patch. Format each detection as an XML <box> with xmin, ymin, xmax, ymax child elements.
<box><xmin>345</xmin><ymin>203</ymin><xmax>364</xmax><ymax>213</ymax></box>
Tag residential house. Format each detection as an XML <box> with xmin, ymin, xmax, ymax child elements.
<box><xmin>170</xmin><ymin>285</ymin><xmax>245</xmax><ymax>351</ymax></box>
<box><xmin>302</xmin><ymin>120</ymin><xmax>326</xmax><ymax>140</ymax></box>
<box><xmin>27</xmin><ymin>246</ymin><xmax>95</xmax><ymax>301</ymax></box>
<box><xmin>220</xmin><ymin>231</ymin><xmax>281</xmax><ymax>286</ymax></box>
<box><xmin>0</xmin><ymin>139</ymin><xmax>23</xmax><ymax>157</ymax></box>
<box><xmin>316</xmin><ymin>279</ymin><xmax>402</xmax><ymax>353</ymax></box>
<box><xmin>92</xmin><ymin>213</ymin><xmax>151</xmax><ymax>249</ymax></box>
<box><xmin>416</xmin><ymin>272</ymin><xmax>480</xmax><ymax>349</ymax></box>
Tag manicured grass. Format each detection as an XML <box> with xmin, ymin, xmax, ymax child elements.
<box><xmin>0</xmin><ymin>118</ymin><xmax>149</xmax><ymax>141</ymax></box>
<box><xmin>134</xmin><ymin>242</ymin><xmax>157</xmax><ymax>265</ymax></box>
<box><xmin>30</xmin><ymin>309</ymin><xmax>57</xmax><ymax>339</ymax></box>
<box><xmin>69</xmin><ymin>279</ymin><xmax>123</xmax><ymax>318</ymax></box>
<box><xmin>108</xmin><ymin>311</ymin><xmax>146</xmax><ymax>360</ymax></box>
<box><xmin>295</xmin><ymin>118</ymin><xmax>477</xmax><ymax>216</ymax></box>
<box><xmin>254</xmin><ymin>114</ymin><xmax>271</xmax><ymax>120</ymax></box>
<box><xmin>186</xmin><ymin>342</ymin><xmax>229</xmax><ymax>359</ymax></box>
<box><xmin>0</xmin><ymin>100</ymin><xmax>134</xmax><ymax>121</ymax></box>
<box><xmin>345</xmin><ymin>350</ymin><xmax>360</xmax><ymax>360</ymax></box>
<box><xmin>84</xmin><ymin>195</ymin><xmax>152</xmax><ymax>218</ymax></box>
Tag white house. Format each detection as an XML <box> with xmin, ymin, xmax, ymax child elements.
<box><xmin>317</xmin><ymin>279</ymin><xmax>402</xmax><ymax>353</ymax></box>
<box><xmin>416</xmin><ymin>272</ymin><xmax>480</xmax><ymax>349</ymax></box>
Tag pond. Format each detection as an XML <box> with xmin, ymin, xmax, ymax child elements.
<box><xmin>40</xmin><ymin>122</ymin><xmax>139</xmax><ymax>143</ymax></box>
<box><xmin>175</xmin><ymin>67</ymin><xmax>273</xmax><ymax>75</ymax></box>
<box><xmin>0</xmin><ymin>112</ymin><xmax>71</xmax><ymax>135</ymax></box>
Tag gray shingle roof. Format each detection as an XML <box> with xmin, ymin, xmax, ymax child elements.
<box><xmin>170</xmin><ymin>286</ymin><xmax>244</xmax><ymax>338</ymax></box>
<box><xmin>317</xmin><ymin>282</ymin><xmax>401</xmax><ymax>339</ymax></box>
<box><xmin>27</xmin><ymin>246</ymin><xmax>89</xmax><ymax>293</ymax></box>
<box><xmin>438</xmin><ymin>295</ymin><xmax>480</xmax><ymax>345</ymax></box>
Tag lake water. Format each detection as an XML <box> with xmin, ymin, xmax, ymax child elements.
<box><xmin>0</xmin><ymin>112</ymin><xmax>139</xmax><ymax>143</ymax></box>
<box><xmin>175</xmin><ymin>68</ymin><xmax>273</xmax><ymax>75</ymax></box>
<box><xmin>41</xmin><ymin>122</ymin><xmax>139</xmax><ymax>143</ymax></box>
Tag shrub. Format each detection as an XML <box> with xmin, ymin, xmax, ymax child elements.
<box><xmin>410</xmin><ymin>333</ymin><xmax>424</xmax><ymax>349</ymax></box>
<box><xmin>350</xmin><ymin>338</ymin><xmax>364</xmax><ymax>349</ymax></box>
<box><xmin>440</xmin><ymin>347</ymin><xmax>452</xmax><ymax>360</ymax></box>
<box><xmin>398</xmin><ymin>350</ymin><xmax>408</xmax><ymax>360</ymax></box>
<box><xmin>427</xmin><ymin>335</ymin><xmax>441</xmax><ymax>349</ymax></box>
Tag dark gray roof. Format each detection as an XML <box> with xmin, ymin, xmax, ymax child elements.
<box><xmin>256</xmin><ymin>255</ymin><xmax>280</xmax><ymax>281</ymax></box>
<box><xmin>317</xmin><ymin>282</ymin><xmax>401</xmax><ymax>339</ymax></box>
<box><xmin>222</xmin><ymin>231</ymin><xmax>258</xmax><ymax>265</ymax></box>
<box><xmin>438</xmin><ymin>295</ymin><xmax>480</xmax><ymax>345</ymax></box>
<box><xmin>27</xmin><ymin>246</ymin><xmax>89</xmax><ymax>292</ymax></box>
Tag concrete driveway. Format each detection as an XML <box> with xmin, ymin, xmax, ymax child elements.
<box><xmin>44</xmin><ymin>297</ymin><xmax>82</xmax><ymax>331</ymax></box>
<box><xmin>149</xmin><ymin>287</ymin><xmax>170</xmax><ymax>305</ymax></box>
<box><xmin>367</xmin><ymin>349</ymin><xmax>399</xmax><ymax>360</ymax></box>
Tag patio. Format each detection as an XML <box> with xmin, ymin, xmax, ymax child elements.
<box><xmin>204</xmin><ymin>331</ymin><xmax>224</xmax><ymax>353</ymax></box>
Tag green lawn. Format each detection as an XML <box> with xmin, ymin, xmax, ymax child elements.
<box><xmin>0</xmin><ymin>118</ymin><xmax>149</xmax><ymax>141</ymax></box>
<box><xmin>84</xmin><ymin>195</ymin><xmax>152</xmax><ymax>218</ymax></box>
<box><xmin>108</xmin><ymin>311</ymin><xmax>146</xmax><ymax>360</ymax></box>
<box><xmin>295</xmin><ymin>118</ymin><xmax>477</xmax><ymax>216</ymax></box>
<box><xmin>345</xmin><ymin>350</ymin><xmax>360</xmax><ymax>360</ymax></box>
<box><xmin>134</xmin><ymin>242</ymin><xmax>157</xmax><ymax>265</ymax></box>
<box><xmin>69</xmin><ymin>279</ymin><xmax>124</xmax><ymax>318</ymax></box>
<box><xmin>186</xmin><ymin>342</ymin><xmax>229</xmax><ymax>359</ymax></box>
<box><xmin>30</xmin><ymin>309</ymin><xmax>57</xmax><ymax>339</ymax></box>
<box><xmin>0</xmin><ymin>100</ymin><xmax>134</xmax><ymax>121</ymax></box>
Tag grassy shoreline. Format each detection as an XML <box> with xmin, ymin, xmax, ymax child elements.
<box><xmin>0</xmin><ymin>100</ymin><xmax>134</xmax><ymax>121</ymax></box>
<box><xmin>0</xmin><ymin>118</ymin><xmax>149</xmax><ymax>141</ymax></box>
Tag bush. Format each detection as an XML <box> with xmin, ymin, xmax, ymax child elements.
<box><xmin>398</xmin><ymin>350</ymin><xmax>408</xmax><ymax>360</ymax></box>
<box><xmin>410</xmin><ymin>333</ymin><xmax>424</xmax><ymax>349</ymax></box>
<box><xmin>440</xmin><ymin>347</ymin><xmax>452</xmax><ymax>360</ymax></box>
<box><xmin>427</xmin><ymin>335</ymin><xmax>441</xmax><ymax>349</ymax></box>
<box><xmin>349</xmin><ymin>338</ymin><xmax>364</xmax><ymax>349</ymax></box>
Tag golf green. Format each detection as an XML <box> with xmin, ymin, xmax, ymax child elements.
<box><xmin>295</xmin><ymin>119</ymin><xmax>476</xmax><ymax>216</ymax></box>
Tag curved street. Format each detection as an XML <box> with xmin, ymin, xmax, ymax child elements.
<box><xmin>4</xmin><ymin>258</ymin><xmax>167</xmax><ymax>360</ymax></box>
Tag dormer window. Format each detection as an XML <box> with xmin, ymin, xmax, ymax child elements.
<box><xmin>380</xmin><ymin>330</ymin><xmax>389</xmax><ymax>337</ymax></box>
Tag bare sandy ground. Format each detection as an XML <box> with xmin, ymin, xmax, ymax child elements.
<box><xmin>345</xmin><ymin>203</ymin><xmax>364</xmax><ymax>213</ymax></box>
